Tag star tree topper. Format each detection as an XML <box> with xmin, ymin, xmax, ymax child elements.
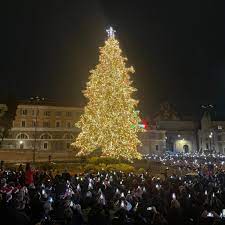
<box><xmin>106</xmin><ymin>26</ymin><xmax>116</xmax><ymax>38</ymax></box>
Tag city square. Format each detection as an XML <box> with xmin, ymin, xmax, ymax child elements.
<box><xmin>1</xmin><ymin>1</ymin><xmax>225</xmax><ymax>225</ymax></box>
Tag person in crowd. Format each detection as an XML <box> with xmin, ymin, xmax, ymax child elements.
<box><xmin>25</xmin><ymin>163</ymin><xmax>34</xmax><ymax>186</ymax></box>
<box><xmin>0</xmin><ymin>153</ymin><xmax>224</xmax><ymax>225</ymax></box>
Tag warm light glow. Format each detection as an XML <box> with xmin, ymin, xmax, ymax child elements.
<box><xmin>72</xmin><ymin>30</ymin><xmax>144</xmax><ymax>160</ymax></box>
<box><xmin>106</xmin><ymin>26</ymin><xmax>116</xmax><ymax>38</ymax></box>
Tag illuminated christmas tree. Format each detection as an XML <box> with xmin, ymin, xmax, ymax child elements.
<box><xmin>72</xmin><ymin>27</ymin><xmax>144</xmax><ymax>160</ymax></box>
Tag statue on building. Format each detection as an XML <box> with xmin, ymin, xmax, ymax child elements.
<box><xmin>154</xmin><ymin>102</ymin><xmax>180</xmax><ymax>121</ymax></box>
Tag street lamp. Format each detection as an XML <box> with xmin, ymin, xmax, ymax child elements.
<box><xmin>19</xmin><ymin>140</ymin><xmax>24</xmax><ymax>149</ymax></box>
<box><xmin>209</xmin><ymin>132</ymin><xmax>213</xmax><ymax>153</ymax></box>
<box><xmin>30</xmin><ymin>96</ymin><xmax>45</xmax><ymax>163</ymax></box>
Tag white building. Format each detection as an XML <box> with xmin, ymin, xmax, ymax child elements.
<box><xmin>156</xmin><ymin>120</ymin><xmax>198</xmax><ymax>153</ymax></box>
<box><xmin>138</xmin><ymin>129</ymin><xmax>166</xmax><ymax>154</ymax></box>
<box><xmin>198</xmin><ymin>111</ymin><xmax>225</xmax><ymax>154</ymax></box>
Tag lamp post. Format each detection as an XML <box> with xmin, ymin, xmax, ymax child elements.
<box><xmin>209</xmin><ymin>132</ymin><xmax>213</xmax><ymax>153</ymax></box>
<box><xmin>30</xmin><ymin>96</ymin><xmax>45</xmax><ymax>163</ymax></box>
<box><xmin>19</xmin><ymin>140</ymin><xmax>23</xmax><ymax>149</ymax></box>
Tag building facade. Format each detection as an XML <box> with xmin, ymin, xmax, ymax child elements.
<box><xmin>2</xmin><ymin>103</ymin><xmax>168</xmax><ymax>155</ymax></box>
<box><xmin>198</xmin><ymin>111</ymin><xmax>225</xmax><ymax>154</ymax></box>
<box><xmin>153</xmin><ymin>102</ymin><xmax>199</xmax><ymax>153</ymax></box>
<box><xmin>3</xmin><ymin>104</ymin><xmax>83</xmax><ymax>151</ymax></box>
<box><xmin>2</xmin><ymin>102</ymin><xmax>225</xmax><ymax>155</ymax></box>
<box><xmin>156</xmin><ymin>120</ymin><xmax>198</xmax><ymax>153</ymax></box>
<box><xmin>138</xmin><ymin>129</ymin><xmax>166</xmax><ymax>155</ymax></box>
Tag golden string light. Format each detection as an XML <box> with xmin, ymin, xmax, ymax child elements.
<box><xmin>72</xmin><ymin>28</ymin><xmax>145</xmax><ymax>161</ymax></box>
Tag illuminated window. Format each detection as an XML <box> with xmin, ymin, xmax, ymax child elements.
<box><xmin>218</xmin><ymin>125</ymin><xmax>222</xmax><ymax>130</ymax></box>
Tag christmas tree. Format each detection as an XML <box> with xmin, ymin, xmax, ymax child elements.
<box><xmin>72</xmin><ymin>27</ymin><xmax>144</xmax><ymax>161</ymax></box>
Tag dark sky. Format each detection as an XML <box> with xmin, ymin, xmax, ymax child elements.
<box><xmin>3</xmin><ymin>0</ymin><xmax>225</xmax><ymax>118</ymax></box>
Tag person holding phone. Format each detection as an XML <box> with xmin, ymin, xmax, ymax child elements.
<box><xmin>200</xmin><ymin>203</ymin><xmax>220</xmax><ymax>223</ymax></box>
<box><xmin>201</xmin><ymin>210</ymin><xmax>220</xmax><ymax>219</ymax></box>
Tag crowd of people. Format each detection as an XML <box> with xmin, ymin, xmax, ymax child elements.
<box><xmin>145</xmin><ymin>152</ymin><xmax>225</xmax><ymax>175</ymax></box>
<box><xmin>0</xmin><ymin>156</ymin><xmax>225</xmax><ymax>225</ymax></box>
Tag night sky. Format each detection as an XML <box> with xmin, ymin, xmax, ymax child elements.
<box><xmin>3</xmin><ymin>0</ymin><xmax>225</xmax><ymax>118</ymax></box>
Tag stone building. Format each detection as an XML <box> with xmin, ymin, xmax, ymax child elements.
<box><xmin>138</xmin><ymin>129</ymin><xmax>166</xmax><ymax>155</ymax></box>
<box><xmin>2</xmin><ymin>102</ymin><xmax>167</xmax><ymax>155</ymax></box>
<box><xmin>198</xmin><ymin>111</ymin><xmax>225</xmax><ymax>154</ymax></box>
<box><xmin>3</xmin><ymin>103</ymin><xmax>83</xmax><ymax>151</ymax></box>
<box><xmin>156</xmin><ymin>120</ymin><xmax>198</xmax><ymax>153</ymax></box>
<box><xmin>3</xmin><ymin>101</ymin><xmax>225</xmax><ymax>155</ymax></box>
<box><xmin>153</xmin><ymin>102</ymin><xmax>198</xmax><ymax>153</ymax></box>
